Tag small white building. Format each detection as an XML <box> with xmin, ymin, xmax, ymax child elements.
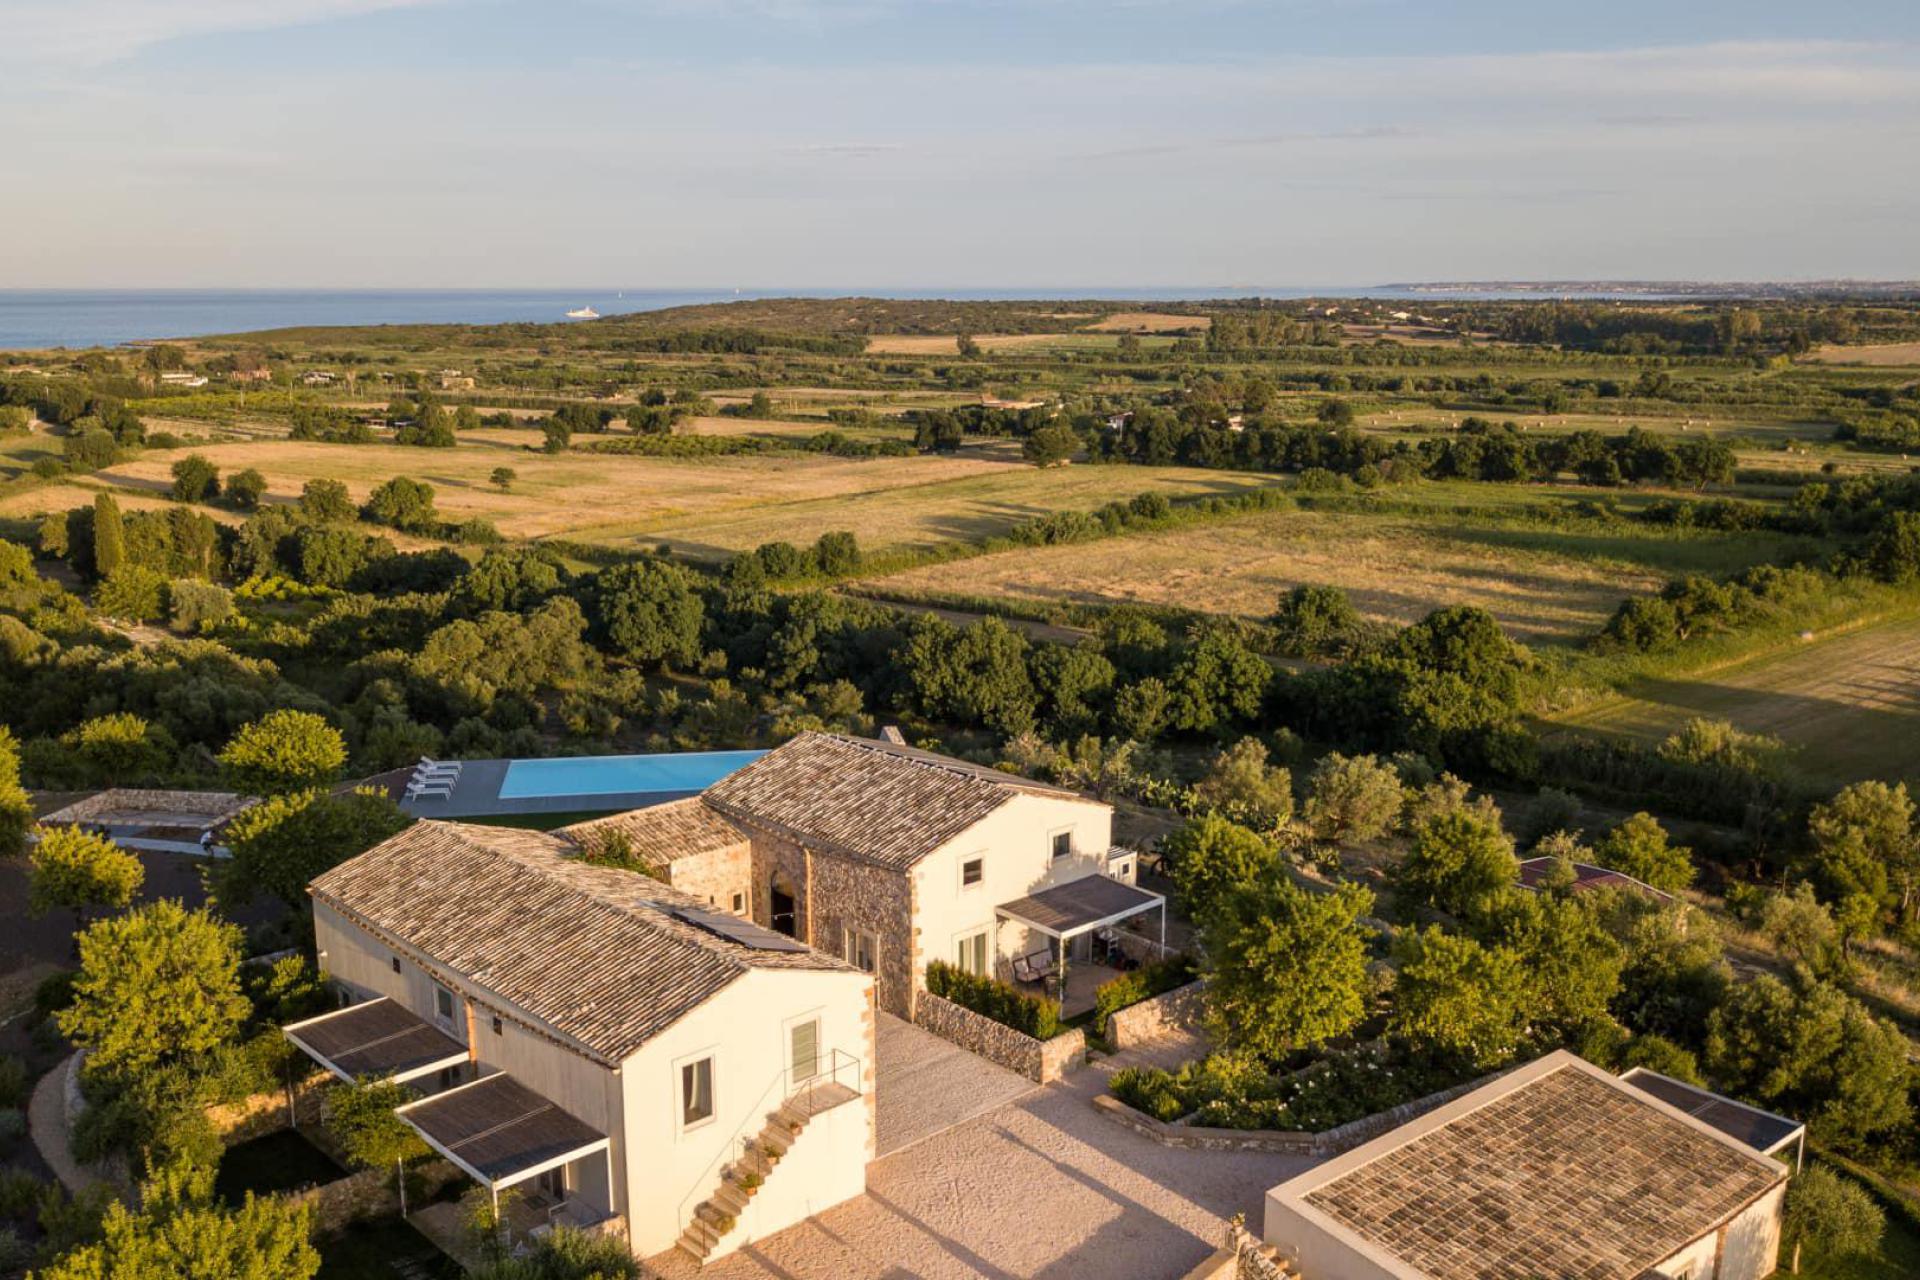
<box><xmin>289</xmin><ymin>821</ymin><xmax>875</xmax><ymax>1265</ymax></box>
<box><xmin>1263</xmin><ymin>1050</ymin><xmax>1791</xmax><ymax>1280</ymax></box>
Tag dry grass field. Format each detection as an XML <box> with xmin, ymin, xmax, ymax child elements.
<box><xmin>861</xmin><ymin>505</ymin><xmax>1805</xmax><ymax>643</ymax></box>
<box><xmin>1558</xmin><ymin>612</ymin><xmax>1920</xmax><ymax>783</ymax></box>
<box><xmin>1084</xmin><ymin>312</ymin><xmax>1209</xmax><ymax>333</ymax></box>
<box><xmin>864</xmin><ymin>333</ymin><xmax>1110</xmax><ymax>355</ymax></box>
<box><xmin>1803</xmin><ymin>342</ymin><xmax>1920</xmax><ymax>366</ymax></box>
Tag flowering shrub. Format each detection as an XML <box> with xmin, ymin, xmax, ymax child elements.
<box><xmin>1111</xmin><ymin>1043</ymin><xmax>1477</xmax><ymax>1132</ymax></box>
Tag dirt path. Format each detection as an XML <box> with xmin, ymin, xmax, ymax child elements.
<box><xmin>29</xmin><ymin>1053</ymin><xmax>112</xmax><ymax>1196</ymax></box>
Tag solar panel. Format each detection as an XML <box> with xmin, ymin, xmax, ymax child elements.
<box><xmin>669</xmin><ymin>906</ymin><xmax>811</xmax><ymax>953</ymax></box>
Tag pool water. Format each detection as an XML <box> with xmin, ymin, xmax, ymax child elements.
<box><xmin>497</xmin><ymin>750</ymin><xmax>766</xmax><ymax>799</ymax></box>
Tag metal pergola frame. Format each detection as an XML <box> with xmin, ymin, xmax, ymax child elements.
<box><xmin>992</xmin><ymin>880</ymin><xmax>1167</xmax><ymax>1004</ymax></box>
<box><xmin>394</xmin><ymin>1073</ymin><xmax>614</xmax><ymax>1225</ymax></box>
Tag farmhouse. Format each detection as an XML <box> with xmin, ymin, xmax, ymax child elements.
<box><xmin>563</xmin><ymin>730</ymin><xmax>1161</xmax><ymax>1018</ymax></box>
<box><xmin>1515</xmin><ymin>855</ymin><xmax>1675</xmax><ymax>902</ymax></box>
<box><xmin>157</xmin><ymin>371</ymin><xmax>208</xmax><ymax>387</ymax></box>
<box><xmin>287</xmin><ymin>820</ymin><xmax>875</xmax><ymax>1264</ymax></box>
<box><xmin>1262</xmin><ymin>1051</ymin><xmax>1789</xmax><ymax>1280</ymax></box>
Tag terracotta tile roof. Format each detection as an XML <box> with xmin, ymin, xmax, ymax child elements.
<box><xmin>556</xmin><ymin>797</ymin><xmax>749</xmax><ymax>867</ymax></box>
<box><xmin>1295</xmin><ymin>1055</ymin><xmax>1786</xmax><ymax>1280</ymax></box>
<box><xmin>702</xmin><ymin>732</ymin><xmax>1083</xmax><ymax>869</ymax></box>
<box><xmin>310</xmin><ymin>821</ymin><xmax>852</xmax><ymax>1065</ymax></box>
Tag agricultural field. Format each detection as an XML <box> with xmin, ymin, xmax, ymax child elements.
<box><xmin>1556</xmin><ymin>611</ymin><xmax>1920</xmax><ymax>785</ymax></box>
<box><xmin>860</xmin><ymin>493</ymin><xmax>1817</xmax><ymax>644</ymax></box>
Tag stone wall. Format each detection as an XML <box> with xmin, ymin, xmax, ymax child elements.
<box><xmin>1092</xmin><ymin>1070</ymin><xmax>1497</xmax><ymax>1157</ymax></box>
<box><xmin>40</xmin><ymin>788</ymin><xmax>253</xmax><ymax>824</ymax></box>
<box><xmin>809</xmin><ymin>854</ymin><xmax>914</xmax><ymax>1018</ymax></box>
<box><xmin>1107</xmin><ymin>979</ymin><xmax>1208</xmax><ymax>1049</ymax></box>
<box><xmin>913</xmin><ymin>991</ymin><xmax>1084</xmax><ymax>1084</ymax></box>
<box><xmin>748</xmin><ymin>832</ymin><xmax>812</xmax><ymax>941</ymax></box>
<box><xmin>288</xmin><ymin>1156</ymin><xmax>465</xmax><ymax>1236</ymax></box>
<box><xmin>667</xmin><ymin>841</ymin><xmax>752</xmax><ymax>914</ymax></box>
<box><xmin>1226</xmin><ymin>1220</ymin><xmax>1292</xmax><ymax>1280</ymax></box>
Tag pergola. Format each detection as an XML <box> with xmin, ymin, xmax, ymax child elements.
<box><xmin>993</xmin><ymin>875</ymin><xmax>1167</xmax><ymax>1001</ymax></box>
<box><xmin>283</xmin><ymin>998</ymin><xmax>468</xmax><ymax>1086</ymax></box>
<box><xmin>396</xmin><ymin>1072</ymin><xmax>612</xmax><ymax>1225</ymax></box>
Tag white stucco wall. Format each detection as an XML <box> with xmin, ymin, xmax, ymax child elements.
<box><xmin>617</xmin><ymin>965</ymin><xmax>873</xmax><ymax>1257</ymax></box>
<box><xmin>1649</xmin><ymin>1183</ymin><xmax>1785</xmax><ymax>1280</ymax></box>
<box><xmin>910</xmin><ymin>791</ymin><xmax>1115</xmax><ymax>982</ymax></box>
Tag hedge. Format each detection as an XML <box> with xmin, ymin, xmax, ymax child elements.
<box><xmin>925</xmin><ymin>960</ymin><xmax>1062</xmax><ymax>1040</ymax></box>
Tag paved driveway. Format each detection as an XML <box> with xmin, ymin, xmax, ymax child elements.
<box><xmin>647</xmin><ymin>1035</ymin><xmax>1317</xmax><ymax>1280</ymax></box>
<box><xmin>874</xmin><ymin>1013</ymin><xmax>1035</xmax><ymax>1157</ymax></box>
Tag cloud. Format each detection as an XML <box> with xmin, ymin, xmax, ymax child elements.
<box><xmin>8</xmin><ymin>0</ymin><xmax>446</xmax><ymax>65</ymax></box>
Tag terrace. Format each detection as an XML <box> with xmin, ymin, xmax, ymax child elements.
<box><xmin>994</xmin><ymin>872</ymin><xmax>1169</xmax><ymax>1017</ymax></box>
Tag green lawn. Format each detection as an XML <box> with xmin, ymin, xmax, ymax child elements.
<box><xmin>1793</xmin><ymin>1211</ymin><xmax>1920</xmax><ymax>1280</ymax></box>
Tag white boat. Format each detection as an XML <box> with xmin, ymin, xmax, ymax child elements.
<box><xmin>565</xmin><ymin>306</ymin><xmax>599</xmax><ymax>319</ymax></box>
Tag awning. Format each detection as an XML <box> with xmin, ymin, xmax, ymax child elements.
<box><xmin>396</xmin><ymin>1072</ymin><xmax>609</xmax><ymax>1191</ymax></box>
<box><xmin>995</xmin><ymin>875</ymin><xmax>1165</xmax><ymax>940</ymax></box>
<box><xmin>284</xmin><ymin>997</ymin><xmax>469</xmax><ymax>1084</ymax></box>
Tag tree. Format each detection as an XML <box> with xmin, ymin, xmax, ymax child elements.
<box><xmin>169</xmin><ymin>579</ymin><xmax>234</xmax><ymax>633</ymax></box>
<box><xmin>1022</xmin><ymin>424</ymin><xmax>1079</xmax><ymax>467</ymax></box>
<box><xmin>542</xmin><ymin>417</ymin><xmax>571</xmax><ymax>453</ymax></box>
<box><xmin>1594</xmin><ymin>812</ymin><xmax>1694</xmax><ymax>893</ymax></box>
<box><xmin>363</xmin><ymin>476</ymin><xmax>439</xmax><ymax>532</ymax></box>
<box><xmin>1302</xmin><ymin>753</ymin><xmax>1404</xmax><ymax>843</ymax></box>
<box><xmin>1163</xmin><ymin>814</ymin><xmax>1280</xmax><ymax>929</ymax></box>
<box><xmin>1271</xmin><ymin>584</ymin><xmax>1363</xmax><ymax>658</ymax></box>
<box><xmin>1704</xmin><ymin>973</ymin><xmax>1911</xmax><ymax>1149</ymax></box>
<box><xmin>95</xmin><ymin>564</ymin><xmax>169</xmax><ymax>622</ymax></box>
<box><xmin>955</xmin><ymin>334</ymin><xmax>981</xmax><ymax>359</ymax></box>
<box><xmin>326</xmin><ymin>1077</ymin><xmax>429</xmax><ymax>1170</ymax></box>
<box><xmin>1389</xmin><ymin>926</ymin><xmax>1530</xmax><ymax>1068</ymax></box>
<box><xmin>901</xmin><ymin>615</ymin><xmax>1037</xmax><ymax>735</ymax></box>
<box><xmin>218</xmin><ymin>788</ymin><xmax>411</xmax><ymax>911</ymax></box>
<box><xmin>169</xmin><ymin>454</ymin><xmax>220</xmax><ymax>503</ymax></box>
<box><xmin>57</xmin><ymin>900</ymin><xmax>250</xmax><ymax>1076</ymax></box>
<box><xmin>0</xmin><ymin>728</ymin><xmax>29</xmax><ymax>858</ymax></box>
<box><xmin>1480</xmin><ymin>890</ymin><xmax>1624</xmax><ymax>1039</ymax></box>
<box><xmin>1781</xmin><ymin>1167</ymin><xmax>1884</xmax><ymax>1274</ymax></box>
<box><xmin>1397</xmin><ymin>810</ymin><xmax>1518</xmax><ymax>920</ymax></box>
<box><xmin>35</xmin><ymin>1160</ymin><xmax>319</xmax><ymax>1280</ymax></box>
<box><xmin>1866</xmin><ymin>510</ymin><xmax>1920</xmax><ymax>584</ymax></box>
<box><xmin>224</xmin><ymin>467</ymin><xmax>268</xmax><ymax>509</ymax></box>
<box><xmin>1191</xmin><ymin>738</ymin><xmax>1293</xmax><ymax>824</ymax></box>
<box><xmin>217</xmin><ymin>710</ymin><xmax>347</xmax><ymax>793</ymax></box>
<box><xmin>28</xmin><ymin>826</ymin><xmax>145</xmax><ymax>938</ymax></box>
<box><xmin>593</xmin><ymin>560</ymin><xmax>704</xmax><ymax>668</ymax></box>
<box><xmin>91</xmin><ymin>492</ymin><xmax>125</xmax><ymax>580</ymax></box>
<box><xmin>1808</xmin><ymin>781</ymin><xmax>1915</xmax><ymax>922</ymax></box>
<box><xmin>1166</xmin><ymin>623</ymin><xmax>1269</xmax><ymax>733</ymax></box>
<box><xmin>298</xmin><ymin>478</ymin><xmax>355</xmax><ymax>523</ymax></box>
<box><xmin>813</xmin><ymin>530</ymin><xmax>860</xmax><ymax>577</ymax></box>
<box><xmin>489</xmin><ymin>466</ymin><xmax>517</xmax><ymax>492</ymax></box>
<box><xmin>1204</xmin><ymin>879</ymin><xmax>1374</xmax><ymax>1059</ymax></box>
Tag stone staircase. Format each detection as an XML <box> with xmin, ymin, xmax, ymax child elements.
<box><xmin>675</xmin><ymin>1084</ymin><xmax>855</xmax><ymax>1264</ymax></box>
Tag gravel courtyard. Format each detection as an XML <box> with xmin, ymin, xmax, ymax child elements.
<box><xmin>647</xmin><ymin>1035</ymin><xmax>1316</xmax><ymax>1280</ymax></box>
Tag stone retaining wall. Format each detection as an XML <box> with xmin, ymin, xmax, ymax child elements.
<box><xmin>206</xmin><ymin>1075</ymin><xmax>332</xmax><ymax>1146</ymax></box>
<box><xmin>1226</xmin><ymin>1220</ymin><xmax>1291</xmax><ymax>1280</ymax></box>
<box><xmin>288</xmin><ymin>1157</ymin><xmax>465</xmax><ymax>1235</ymax></box>
<box><xmin>1107</xmin><ymin>979</ymin><xmax>1207</xmax><ymax>1049</ymax></box>
<box><xmin>913</xmin><ymin>992</ymin><xmax>1084</xmax><ymax>1084</ymax></box>
<box><xmin>1092</xmin><ymin>1070</ymin><xmax>1497</xmax><ymax>1157</ymax></box>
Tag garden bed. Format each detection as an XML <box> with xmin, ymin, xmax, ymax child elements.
<box><xmin>1110</xmin><ymin>1041</ymin><xmax>1482</xmax><ymax>1132</ymax></box>
<box><xmin>316</xmin><ymin>1214</ymin><xmax>462</xmax><ymax>1280</ymax></box>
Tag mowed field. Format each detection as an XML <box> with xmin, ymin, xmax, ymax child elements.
<box><xmin>1804</xmin><ymin>342</ymin><xmax>1920</xmax><ymax>367</ymax></box>
<box><xmin>36</xmin><ymin>435</ymin><xmax>1281</xmax><ymax>560</ymax></box>
<box><xmin>861</xmin><ymin>503</ymin><xmax>1811</xmax><ymax>644</ymax></box>
<box><xmin>1557</xmin><ymin>612</ymin><xmax>1920</xmax><ymax>784</ymax></box>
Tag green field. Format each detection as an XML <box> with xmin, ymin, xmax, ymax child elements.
<box><xmin>1559</xmin><ymin>611</ymin><xmax>1920</xmax><ymax>784</ymax></box>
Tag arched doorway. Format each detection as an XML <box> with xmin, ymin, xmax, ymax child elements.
<box><xmin>769</xmin><ymin>877</ymin><xmax>797</xmax><ymax>937</ymax></box>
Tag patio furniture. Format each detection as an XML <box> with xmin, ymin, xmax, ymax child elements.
<box><xmin>416</xmin><ymin>756</ymin><xmax>462</xmax><ymax>778</ymax></box>
<box><xmin>1012</xmin><ymin>949</ymin><xmax>1056</xmax><ymax>986</ymax></box>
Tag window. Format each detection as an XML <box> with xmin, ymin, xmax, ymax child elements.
<box><xmin>491</xmin><ymin>1015</ymin><xmax>503</xmax><ymax>1036</ymax></box>
<box><xmin>790</xmin><ymin>1018</ymin><xmax>820</xmax><ymax>1082</ymax></box>
<box><xmin>730</xmin><ymin>892</ymin><xmax>746</xmax><ymax>914</ymax></box>
<box><xmin>955</xmin><ymin>930</ymin><xmax>989</xmax><ymax>977</ymax></box>
<box><xmin>960</xmin><ymin>856</ymin><xmax>984</xmax><ymax>889</ymax></box>
<box><xmin>1051</xmin><ymin>830</ymin><xmax>1074</xmax><ymax>861</ymax></box>
<box><xmin>844</xmin><ymin>928</ymin><xmax>877</xmax><ymax>974</ymax></box>
<box><xmin>391</xmin><ymin>955</ymin><xmax>402</xmax><ymax>975</ymax></box>
<box><xmin>433</xmin><ymin>983</ymin><xmax>455</xmax><ymax>1025</ymax></box>
<box><xmin>681</xmin><ymin>1057</ymin><xmax>715</xmax><ymax>1129</ymax></box>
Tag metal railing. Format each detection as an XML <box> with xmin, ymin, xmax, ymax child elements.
<box><xmin>675</xmin><ymin>1046</ymin><xmax>864</xmax><ymax>1242</ymax></box>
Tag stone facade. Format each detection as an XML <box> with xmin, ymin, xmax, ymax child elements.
<box><xmin>288</xmin><ymin>1157</ymin><xmax>466</xmax><ymax>1235</ymax></box>
<box><xmin>1226</xmin><ymin>1220</ymin><xmax>1292</xmax><ymax>1280</ymax></box>
<box><xmin>1107</xmin><ymin>979</ymin><xmax>1208</xmax><ymax>1048</ymax></box>
<box><xmin>912</xmin><ymin>991</ymin><xmax>1084</xmax><ymax>1084</ymax></box>
<box><xmin>748</xmin><ymin>831</ymin><xmax>813</xmax><ymax>940</ymax></box>
<box><xmin>206</xmin><ymin>1074</ymin><xmax>332</xmax><ymax>1146</ymax></box>
<box><xmin>666</xmin><ymin>841</ymin><xmax>752</xmax><ymax>913</ymax></box>
<box><xmin>1093</xmin><ymin>1071</ymin><xmax>1497</xmax><ymax>1157</ymax></box>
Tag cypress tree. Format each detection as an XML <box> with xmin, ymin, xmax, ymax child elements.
<box><xmin>92</xmin><ymin>492</ymin><xmax>125</xmax><ymax>580</ymax></box>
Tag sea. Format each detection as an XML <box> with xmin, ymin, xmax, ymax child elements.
<box><xmin>0</xmin><ymin>285</ymin><xmax>1650</xmax><ymax>351</ymax></box>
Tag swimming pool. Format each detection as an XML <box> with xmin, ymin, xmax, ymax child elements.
<box><xmin>496</xmin><ymin>750</ymin><xmax>766</xmax><ymax>800</ymax></box>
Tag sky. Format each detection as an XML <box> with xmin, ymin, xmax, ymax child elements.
<box><xmin>2</xmin><ymin>0</ymin><xmax>1917</xmax><ymax>288</ymax></box>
